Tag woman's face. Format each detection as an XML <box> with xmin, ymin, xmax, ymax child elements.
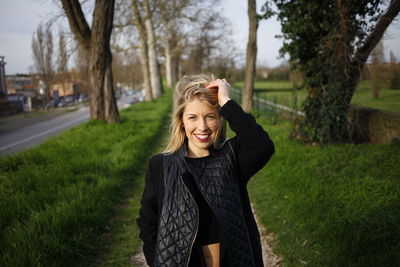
<box><xmin>182</xmin><ymin>98</ymin><xmax>219</xmax><ymax>157</ymax></box>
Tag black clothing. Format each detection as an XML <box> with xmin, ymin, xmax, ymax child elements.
<box><xmin>183</xmin><ymin>157</ymin><xmax>228</xmax><ymax>266</ymax></box>
<box><xmin>137</xmin><ymin>99</ymin><xmax>275</xmax><ymax>266</ymax></box>
<box><xmin>184</xmin><ymin>157</ymin><xmax>221</xmax><ymax>246</ymax></box>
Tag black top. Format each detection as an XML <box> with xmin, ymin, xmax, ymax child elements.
<box><xmin>137</xmin><ymin>99</ymin><xmax>275</xmax><ymax>267</ymax></box>
<box><xmin>184</xmin><ymin>157</ymin><xmax>220</xmax><ymax>246</ymax></box>
<box><xmin>183</xmin><ymin>156</ymin><xmax>225</xmax><ymax>266</ymax></box>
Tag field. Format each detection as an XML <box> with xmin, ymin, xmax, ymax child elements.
<box><xmin>1</xmin><ymin>87</ymin><xmax>399</xmax><ymax>266</ymax></box>
<box><xmin>242</xmin><ymin>116</ymin><xmax>400</xmax><ymax>266</ymax></box>
<box><xmin>233</xmin><ymin>80</ymin><xmax>400</xmax><ymax>113</ymax></box>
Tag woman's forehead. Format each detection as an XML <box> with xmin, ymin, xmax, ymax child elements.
<box><xmin>183</xmin><ymin>99</ymin><xmax>217</xmax><ymax>114</ymax></box>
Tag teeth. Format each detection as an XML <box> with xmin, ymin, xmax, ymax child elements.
<box><xmin>196</xmin><ymin>134</ymin><xmax>209</xmax><ymax>139</ymax></box>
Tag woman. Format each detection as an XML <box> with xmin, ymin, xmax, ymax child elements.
<box><xmin>137</xmin><ymin>74</ymin><xmax>275</xmax><ymax>267</ymax></box>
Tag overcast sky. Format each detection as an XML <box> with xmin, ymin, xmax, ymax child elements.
<box><xmin>1</xmin><ymin>0</ymin><xmax>399</xmax><ymax>75</ymax></box>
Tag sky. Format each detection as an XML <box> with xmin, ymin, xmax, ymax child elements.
<box><xmin>0</xmin><ymin>0</ymin><xmax>400</xmax><ymax>75</ymax></box>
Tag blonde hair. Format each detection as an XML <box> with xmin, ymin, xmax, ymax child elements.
<box><xmin>164</xmin><ymin>73</ymin><xmax>227</xmax><ymax>154</ymax></box>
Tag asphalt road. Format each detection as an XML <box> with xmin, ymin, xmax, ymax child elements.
<box><xmin>0</xmin><ymin>94</ymin><xmax>139</xmax><ymax>156</ymax></box>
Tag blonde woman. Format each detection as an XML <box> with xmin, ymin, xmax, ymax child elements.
<box><xmin>137</xmin><ymin>74</ymin><xmax>275</xmax><ymax>267</ymax></box>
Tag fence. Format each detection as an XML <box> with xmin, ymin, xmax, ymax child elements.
<box><xmin>230</xmin><ymin>87</ymin><xmax>304</xmax><ymax>124</ymax></box>
<box><xmin>231</xmin><ymin>87</ymin><xmax>400</xmax><ymax>144</ymax></box>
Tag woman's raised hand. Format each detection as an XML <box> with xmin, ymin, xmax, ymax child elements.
<box><xmin>206</xmin><ymin>78</ymin><xmax>231</xmax><ymax>107</ymax></box>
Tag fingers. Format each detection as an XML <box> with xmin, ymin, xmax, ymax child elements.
<box><xmin>205</xmin><ymin>78</ymin><xmax>230</xmax><ymax>88</ymax></box>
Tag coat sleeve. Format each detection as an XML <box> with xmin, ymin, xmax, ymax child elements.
<box><xmin>220</xmin><ymin>99</ymin><xmax>275</xmax><ymax>184</ymax></box>
<box><xmin>136</xmin><ymin>157</ymin><xmax>159</xmax><ymax>266</ymax></box>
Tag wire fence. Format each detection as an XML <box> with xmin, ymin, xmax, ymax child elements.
<box><xmin>230</xmin><ymin>88</ymin><xmax>304</xmax><ymax>125</ymax></box>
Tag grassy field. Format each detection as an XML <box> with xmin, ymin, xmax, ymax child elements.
<box><xmin>0</xmin><ymin>90</ymin><xmax>171</xmax><ymax>266</ymax></box>
<box><xmin>242</xmin><ymin>116</ymin><xmax>400</xmax><ymax>266</ymax></box>
<box><xmin>1</xmin><ymin>87</ymin><xmax>399</xmax><ymax>266</ymax></box>
<box><xmin>233</xmin><ymin>80</ymin><xmax>400</xmax><ymax>113</ymax></box>
<box><xmin>98</xmin><ymin>132</ymin><xmax>170</xmax><ymax>267</ymax></box>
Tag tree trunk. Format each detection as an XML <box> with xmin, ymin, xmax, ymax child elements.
<box><xmin>242</xmin><ymin>0</ymin><xmax>258</xmax><ymax>111</ymax></box>
<box><xmin>131</xmin><ymin>0</ymin><xmax>153</xmax><ymax>101</ymax></box>
<box><xmin>143</xmin><ymin>0</ymin><xmax>162</xmax><ymax>98</ymax></box>
<box><xmin>165</xmin><ymin>29</ymin><xmax>179</xmax><ymax>87</ymax></box>
<box><xmin>61</xmin><ymin>0</ymin><xmax>120</xmax><ymax>123</ymax></box>
<box><xmin>165</xmin><ymin>39</ymin><xmax>173</xmax><ymax>87</ymax></box>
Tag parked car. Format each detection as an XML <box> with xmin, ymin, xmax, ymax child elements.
<box><xmin>57</xmin><ymin>97</ymin><xmax>65</xmax><ymax>107</ymax></box>
<box><xmin>78</xmin><ymin>94</ymin><xmax>88</xmax><ymax>103</ymax></box>
<box><xmin>64</xmin><ymin>95</ymin><xmax>75</xmax><ymax>105</ymax></box>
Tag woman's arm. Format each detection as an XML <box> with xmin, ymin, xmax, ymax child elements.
<box><xmin>220</xmin><ymin>99</ymin><xmax>275</xmax><ymax>184</ymax></box>
<box><xmin>206</xmin><ymin>78</ymin><xmax>275</xmax><ymax>184</ymax></box>
<box><xmin>136</xmin><ymin>157</ymin><xmax>159</xmax><ymax>266</ymax></box>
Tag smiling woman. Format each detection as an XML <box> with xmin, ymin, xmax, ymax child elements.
<box><xmin>136</xmin><ymin>73</ymin><xmax>275</xmax><ymax>267</ymax></box>
<box><xmin>182</xmin><ymin>98</ymin><xmax>219</xmax><ymax>158</ymax></box>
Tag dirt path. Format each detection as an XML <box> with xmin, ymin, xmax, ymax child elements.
<box><xmin>130</xmin><ymin>203</ymin><xmax>283</xmax><ymax>266</ymax></box>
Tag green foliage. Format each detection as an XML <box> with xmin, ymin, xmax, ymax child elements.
<box><xmin>271</xmin><ymin>0</ymin><xmax>387</xmax><ymax>144</ymax></box>
<box><xmin>247</xmin><ymin>116</ymin><xmax>400</xmax><ymax>266</ymax></box>
<box><xmin>0</xmin><ymin>92</ymin><xmax>171</xmax><ymax>266</ymax></box>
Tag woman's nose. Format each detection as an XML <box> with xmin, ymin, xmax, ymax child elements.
<box><xmin>198</xmin><ymin>118</ymin><xmax>209</xmax><ymax>131</ymax></box>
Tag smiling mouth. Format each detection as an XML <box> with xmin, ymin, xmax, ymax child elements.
<box><xmin>194</xmin><ymin>133</ymin><xmax>211</xmax><ymax>142</ymax></box>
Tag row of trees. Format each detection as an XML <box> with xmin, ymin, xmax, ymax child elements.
<box><xmin>31</xmin><ymin>24</ymin><xmax>70</xmax><ymax>105</ymax></box>
<box><xmin>56</xmin><ymin>0</ymin><xmax>238</xmax><ymax>123</ymax></box>
<box><xmin>34</xmin><ymin>0</ymin><xmax>399</xmax><ymax>144</ymax></box>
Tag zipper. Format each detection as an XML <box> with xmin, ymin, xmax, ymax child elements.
<box><xmin>180</xmin><ymin>175</ymin><xmax>199</xmax><ymax>267</ymax></box>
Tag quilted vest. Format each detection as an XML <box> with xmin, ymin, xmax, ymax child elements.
<box><xmin>154</xmin><ymin>142</ymin><xmax>256</xmax><ymax>267</ymax></box>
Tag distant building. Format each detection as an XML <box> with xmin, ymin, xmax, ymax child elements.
<box><xmin>50</xmin><ymin>82</ymin><xmax>79</xmax><ymax>98</ymax></box>
<box><xmin>6</xmin><ymin>74</ymin><xmax>37</xmax><ymax>97</ymax></box>
<box><xmin>257</xmin><ymin>67</ymin><xmax>269</xmax><ymax>79</ymax></box>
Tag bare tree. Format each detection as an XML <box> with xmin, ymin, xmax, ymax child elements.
<box><xmin>158</xmin><ymin>0</ymin><xmax>191</xmax><ymax>87</ymax></box>
<box><xmin>143</xmin><ymin>0</ymin><xmax>162</xmax><ymax>98</ymax></box>
<box><xmin>73</xmin><ymin>42</ymin><xmax>90</xmax><ymax>95</ymax></box>
<box><xmin>32</xmin><ymin>23</ymin><xmax>55</xmax><ymax>106</ymax></box>
<box><xmin>389</xmin><ymin>50</ymin><xmax>400</xmax><ymax>89</ymax></box>
<box><xmin>369</xmin><ymin>41</ymin><xmax>384</xmax><ymax>99</ymax></box>
<box><xmin>130</xmin><ymin>0</ymin><xmax>153</xmax><ymax>101</ymax></box>
<box><xmin>56</xmin><ymin>29</ymin><xmax>71</xmax><ymax>97</ymax></box>
<box><xmin>57</xmin><ymin>29</ymin><xmax>69</xmax><ymax>74</ymax></box>
<box><xmin>61</xmin><ymin>0</ymin><xmax>120</xmax><ymax>123</ymax></box>
<box><xmin>242</xmin><ymin>0</ymin><xmax>258</xmax><ymax>111</ymax></box>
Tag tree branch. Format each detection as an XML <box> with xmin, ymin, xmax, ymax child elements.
<box><xmin>353</xmin><ymin>0</ymin><xmax>400</xmax><ymax>68</ymax></box>
<box><xmin>60</xmin><ymin>0</ymin><xmax>91</xmax><ymax>50</ymax></box>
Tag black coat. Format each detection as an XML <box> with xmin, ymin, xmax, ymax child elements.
<box><xmin>137</xmin><ymin>100</ymin><xmax>275</xmax><ymax>266</ymax></box>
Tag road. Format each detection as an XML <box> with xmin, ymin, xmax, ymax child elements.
<box><xmin>0</xmin><ymin>94</ymin><xmax>140</xmax><ymax>156</ymax></box>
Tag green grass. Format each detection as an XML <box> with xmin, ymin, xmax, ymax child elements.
<box><xmin>233</xmin><ymin>80</ymin><xmax>400</xmax><ymax>113</ymax></box>
<box><xmin>98</xmin><ymin>132</ymin><xmax>170</xmax><ymax>267</ymax></box>
<box><xmin>351</xmin><ymin>81</ymin><xmax>400</xmax><ymax>112</ymax></box>
<box><xmin>244</xmin><ymin>115</ymin><xmax>400</xmax><ymax>266</ymax></box>
<box><xmin>0</xmin><ymin>91</ymin><xmax>171</xmax><ymax>266</ymax></box>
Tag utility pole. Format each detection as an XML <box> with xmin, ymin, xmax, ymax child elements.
<box><xmin>0</xmin><ymin>56</ymin><xmax>7</xmax><ymax>96</ymax></box>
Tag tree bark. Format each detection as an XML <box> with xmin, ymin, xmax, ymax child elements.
<box><xmin>165</xmin><ymin>27</ymin><xmax>179</xmax><ymax>87</ymax></box>
<box><xmin>143</xmin><ymin>0</ymin><xmax>163</xmax><ymax>98</ymax></box>
<box><xmin>131</xmin><ymin>0</ymin><xmax>153</xmax><ymax>101</ymax></box>
<box><xmin>242</xmin><ymin>0</ymin><xmax>258</xmax><ymax>111</ymax></box>
<box><xmin>165</xmin><ymin>39</ymin><xmax>173</xmax><ymax>87</ymax></box>
<box><xmin>61</xmin><ymin>0</ymin><xmax>120</xmax><ymax>123</ymax></box>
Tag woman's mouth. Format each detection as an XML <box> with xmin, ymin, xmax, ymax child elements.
<box><xmin>194</xmin><ymin>133</ymin><xmax>210</xmax><ymax>142</ymax></box>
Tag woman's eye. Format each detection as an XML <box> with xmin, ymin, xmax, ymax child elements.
<box><xmin>188</xmin><ymin>117</ymin><xmax>196</xmax><ymax>120</ymax></box>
